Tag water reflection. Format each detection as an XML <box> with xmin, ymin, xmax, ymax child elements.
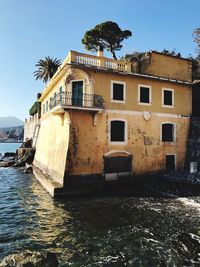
<box><xmin>0</xmin><ymin>168</ymin><xmax>199</xmax><ymax>266</ymax></box>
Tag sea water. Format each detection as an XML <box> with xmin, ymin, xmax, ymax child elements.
<box><xmin>0</xmin><ymin>143</ymin><xmax>199</xmax><ymax>266</ymax></box>
<box><xmin>0</xmin><ymin>142</ymin><xmax>22</xmax><ymax>155</ymax></box>
<box><xmin>0</xmin><ymin>167</ymin><xmax>199</xmax><ymax>266</ymax></box>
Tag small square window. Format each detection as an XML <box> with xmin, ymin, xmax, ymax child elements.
<box><xmin>163</xmin><ymin>89</ymin><xmax>173</xmax><ymax>107</ymax></box>
<box><xmin>139</xmin><ymin>86</ymin><xmax>150</xmax><ymax>104</ymax></box>
<box><xmin>111</xmin><ymin>82</ymin><xmax>125</xmax><ymax>102</ymax></box>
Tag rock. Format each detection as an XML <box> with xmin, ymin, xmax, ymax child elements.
<box><xmin>4</xmin><ymin>152</ymin><xmax>16</xmax><ymax>158</ymax></box>
<box><xmin>0</xmin><ymin>251</ymin><xmax>59</xmax><ymax>267</ymax></box>
<box><xmin>20</xmin><ymin>139</ymin><xmax>32</xmax><ymax>148</ymax></box>
<box><xmin>0</xmin><ymin>160</ymin><xmax>15</xmax><ymax>167</ymax></box>
<box><xmin>14</xmin><ymin>148</ymin><xmax>35</xmax><ymax>167</ymax></box>
<box><xmin>16</xmin><ymin>148</ymin><xmax>26</xmax><ymax>159</ymax></box>
<box><xmin>24</xmin><ymin>163</ymin><xmax>33</xmax><ymax>173</ymax></box>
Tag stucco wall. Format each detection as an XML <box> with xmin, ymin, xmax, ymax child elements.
<box><xmin>66</xmin><ymin>111</ymin><xmax>105</xmax><ymax>175</ymax></box>
<box><xmin>33</xmin><ymin>112</ymin><xmax>70</xmax><ymax>185</ymax></box>
<box><xmin>34</xmin><ymin>54</ymin><xmax>192</xmax><ymax>182</ymax></box>
<box><xmin>141</xmin><ymin>52</ymin><xmax>192</xmax><ymax>82</ymax></box>
<box><xmin>66</xmin><ymin>111</ymin><xmax>190</xmax><ymax>176</ymax></box>
<box><xmin>90</xmin><ymin>71</ymin><xmax>192</xmax><ymax>116</ymax></box>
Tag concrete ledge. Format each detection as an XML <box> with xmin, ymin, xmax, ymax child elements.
<box><xmin>33</xmin><ymin>166</ymin><xmax>63</xmax><ymax>197</ymax></box>
<box><xmin>33</xmin><ymin>167</ymin><xmax>103</xmax><ymax>198</ymax></box>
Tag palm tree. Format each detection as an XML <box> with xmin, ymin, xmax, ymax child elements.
<box><xmin>34</xmin><ymin>56</ymin><xmax>61</xmax><ymax>83</ymax></box>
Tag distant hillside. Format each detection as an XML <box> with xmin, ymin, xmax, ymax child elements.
<box><xmin>0</xmin><ymin>116</ymin><xmax>24</xmax><ymax>128</ymax></box>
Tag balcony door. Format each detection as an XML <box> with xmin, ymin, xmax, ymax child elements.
<box><xmin>72</xmin><ymin>81</ymin><xmax>83</xmax><ymax>106</ymax></box>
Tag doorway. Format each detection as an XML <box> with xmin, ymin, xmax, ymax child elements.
<box><xmin>103</xmin><ymin>152</ymin><xmax>133</xmax><ymax>181</ymax></box>
<box><xmin>166</xmin><ymin>155</ymin><xmax>176</xmax><ymax>172</ymax></box>
<box><xmin>72</xmin><ymin>81</ymin><xmax>83</xmax><ymax>106</ymax></box>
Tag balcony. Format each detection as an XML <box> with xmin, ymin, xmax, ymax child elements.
<box><xmin>65</xmin><ymin>51</ymin><xmax>132</xmax><ymax>72</ymax></box>
<box><xmin>50</xmin><ymin>92</ymin><xmax>104</xmax><ymax>114</ymax></box>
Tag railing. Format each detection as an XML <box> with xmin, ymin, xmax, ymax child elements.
<box><xmin>67</xmin><ymin>51</ymin><xmax>132</xmax><ymax>72</ymax></box>
<box><xmin>105</xmin><ymin>60</ymin><xmax>127</xmax><ymax>71</ymax></box>
<box><xmin>50</xmin><ymin>92</ymin><xmax>104</xmax><ymax>110</ymax></box>
<box><xmin>75</xmin><ymin>54</ymin><xmax>101</xmax><ymax>67</ymax></box>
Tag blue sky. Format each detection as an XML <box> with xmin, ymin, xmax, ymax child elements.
<box><xmin>0</xmin><ymin>0</ymin><xmax>199</xmax><ymax>120</ymax></box>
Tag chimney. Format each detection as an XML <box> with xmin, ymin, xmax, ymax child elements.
<box><xmin>97</xmin><ymin>45</ymin><xmax>104</xmax><ymax>57</ymax></box>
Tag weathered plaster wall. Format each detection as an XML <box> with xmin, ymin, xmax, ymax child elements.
<box><xmin>33</xmin><ymin>112</ymin><xmax>70</xmax><ymax>185</ymax></box>
<box><xmin>90</xmin><ymin>71</ymin><xmax>192</xmax><ymax>116</ymax></box>
<box><xmin>141</xmin><ymin>52</ymin><xmax>192</xmax><ymax>82</ymax></box>
<box><xmin>66</xmin><ymin>111</ymin><xmax>105</xmax><ymax>175</ymax></box>
<box><xmin>34</xmin><ymin>53</ymin><xmax>192</xmax><ymax>183</ymax></box>
<box><xmin>66</xmin><ymin>112</ymin><xmax>190</xmax><ymax>176</ymax></box>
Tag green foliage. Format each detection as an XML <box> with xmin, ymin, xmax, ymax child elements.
<box><xmin>123</xmin><ymin>51</ymin><xmax>149</xmax><ymax>61</ymax></box>
<box><xmin>29</xmin><ymin>101</ymin><xmax>41</xmax><ymax>116</ymax></box>
<box><xmin>189</xmin><ymin>57</ymin><xmax>200</xmax><ymax>81</ymax></box>
<box><xmin>192</xmin><ymin>27</ymin><xmax>200</xmax><ymax>80</ymax></box>
<box><xmin>34</xmin><ymin>57</ymin><xmax>61</xmax><ymax>83</ymax></box>
<box><xmin>82</xmin><ymin>21</ymin><xmax>132</xmax><ymax>60</ymax></box>
<box><xmin>161</xmin><ymin>49</ymin><xmax>181</xmax><ymax>58</ymax></box>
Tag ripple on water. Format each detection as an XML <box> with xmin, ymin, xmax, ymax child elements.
<box><xmin>0</xmin><ymin>168</ymin><xmax>200</xmax><ymax>266</ymax></box>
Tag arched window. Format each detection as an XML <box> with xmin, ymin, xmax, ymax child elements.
<box><xmin>161</xmin><ymin>123</ymin><xmax>175</xmax><ymax>142</ymax></box>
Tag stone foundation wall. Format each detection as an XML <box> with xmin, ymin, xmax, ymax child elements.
<box><xmin>33</xmin><ymin>112</ymin><xmax>70</xmax><ymax>185</ymax></box>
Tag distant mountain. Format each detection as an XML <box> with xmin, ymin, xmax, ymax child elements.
<box><xmin>0</xmin><ymin>116</ymin><xmax>24</xmax><ymax>128</ymax></box>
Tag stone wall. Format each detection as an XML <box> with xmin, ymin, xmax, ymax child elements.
<box><xmin>24</xmin><ymin>113</ymin><xmax>40</xmax><ymax>142</ymax></box>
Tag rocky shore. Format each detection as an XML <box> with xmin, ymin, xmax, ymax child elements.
<box><xmin>0</xmin><ymin>139</ymin><xmax>35</xmax><ymax>172</ymax></box>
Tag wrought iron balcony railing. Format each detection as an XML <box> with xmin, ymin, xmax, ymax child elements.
<box><xmin>50</xmin><ymin>92</ymin><xmax>104</xmax><ymax>110</ymax></box>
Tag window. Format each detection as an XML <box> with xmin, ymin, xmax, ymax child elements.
<box><xmin>50</xmin><ymin>97</ymin><xmax>53</xmax><ymax>109</ymax></box>
<box><xmin>54</xmin><ymin>92</ymin><xmax>57</xmax><ymax>107</ymax></box>
<box><xmin>138</xmin><ymin>85</ymin><xmax>151</xmax><ymax>104</ymax></box>
<box><xmin>46</xmin><ymin>100</ymin><xmax>48</xmax><ymax>113</ymax></box>
<box><xmin>43</xmin><ymin>104</ymin><xmax>45</xmax><ymax>114</ymax></box>
<box><xmin>59</xmin><ymin>86</ymin><xmax>63</xmax><ymax>102</ymax></box>
<box><xmin>161</xmin><ymin>123</ymin><xmax>175</xmax><ymax>142</ymax></box>
<box><xmin>110</xmin><ymin>120</ymin><xmax>126</xmax><ymax>143</ymax></box>
<box><xmin>111</xmin><ymin>81</ymin><xmax>125</xmax><ymax>102</ymax></box>
<box><xmin>162</xmin><ymin>88</ymin><xmax>174</xmax><ymax>107</ymax></box>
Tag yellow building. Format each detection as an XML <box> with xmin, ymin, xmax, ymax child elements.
<box><xmin>27</xmin><ymin>50</ymin><xmax>192</xmax><ymax>196</ymax></box>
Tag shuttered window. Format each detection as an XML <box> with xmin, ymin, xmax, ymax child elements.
<box><xmin>162</xmin><ymin>123</ymin><xmax>174</xmax><ymax>142</ymax></box>
<box><xmin>111</xmin><ymin>120</ymin><xmax>125</xmax><ymax>142</ymax></box>
<box><xmin>112</xmin><ymin>83</ymin><xmax>124</xmax><ymax>101</ymax></box>
<box><xmin>140</xmin><ymin>86</ymin><xmax>150</xmax><ymax>103</ymax></box>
